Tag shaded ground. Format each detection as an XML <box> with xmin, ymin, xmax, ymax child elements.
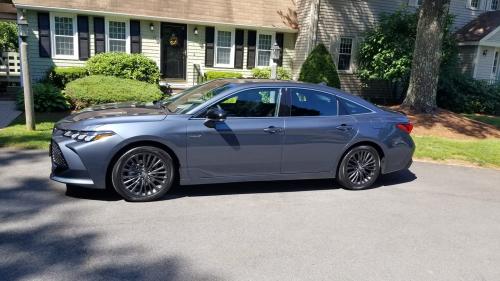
<box><xmin>1</xmin><ymin>148</ymin><xmax>500</xmax><ymax>281</ymax></box>
<box><xmin>393</xmin><ymin>106</ymin><xmax>500</xmax><ymax>139</ymax></box>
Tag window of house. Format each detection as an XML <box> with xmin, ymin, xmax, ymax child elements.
<box><xmin>470</xmin><ymin>0</ymin><xmax>481</xmax><ymax>9</ymax></box>
<box><xmin>107</xmin><ymin>20</ymin><xmax>128</xmax><ymax>52</ymax></box>
<box><xmin>338</xmin><ymin>37</ymin><xmax>353</xmax><ymax>71</ymax></box>
<box><xmin>213</xmin><ymin>88</ymin><xmax>280</xmax><ymax>117</ymax></box>
<box><xmin>289</xmin><ymin>89</ymin><xmax>338</xmax><ymax>117</ymax></box>
<box><xmin>491</xmin><ymin>0</ymin><xmax>499</xmax><ymax>10</ymax></box>
<box><xmin>215</xmin><ymin>29</ymin><xmax>234</xmax><ymax>67</ymax></box>
<box><xmin>52</xmin><ymin>15</ymin><xmax>77</xmax><ymax>58</ymax></box>
<box><xmin>493</xmin><ymin>51</ymin><xmax>499</xmax><ymax>75</ymax></box>
<box><xmin>256</xmin><ymin>33</ymin><xmax>274</xmax><ymax>67</ymax></box>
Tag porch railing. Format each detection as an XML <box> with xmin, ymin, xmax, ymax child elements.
<box><xmin>193</xmin><ymin>63</ymin><xmax>205</xmax><ymax>85</ymax></box>
<box><xmin>0</xmin><ymin>51</ymin><xmax>21</xmax><ymax>85</ymax></box>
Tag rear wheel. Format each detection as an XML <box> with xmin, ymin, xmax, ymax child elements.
<box><xmin>337</xmin><ymin>145</ymin><xmax>381</xmax><ymax>190</ymax></box>
<box><xmin>112</xmin><ymin>146</ymin><xmax>175</xmax><ymax>202</ymax></box>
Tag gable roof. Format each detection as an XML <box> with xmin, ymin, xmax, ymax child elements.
<box><xmin>456</xmin><ymin>10</ymin><xmax>500</xmax><ymax>42</ymax></box>
<box><xmin>12</xmin><ymin>0</ymin><xmax>297</xmax><ymax>32</ymax></box>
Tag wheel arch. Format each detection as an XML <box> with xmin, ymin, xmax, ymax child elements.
<box><xmin>336</xmin><ymin>140</ymin><xmax>386</xmax><ymax>178</ymax></box>
<box><xmin>105</xmin><ymin>140</ymin><xmax>181</xmax><ymax>189</ymax></box>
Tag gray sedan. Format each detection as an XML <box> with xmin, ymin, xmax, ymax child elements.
<box><xmin>50</xmin><ymin>79</ymin><xmax>414</xmax><ymax>201</ymax></box>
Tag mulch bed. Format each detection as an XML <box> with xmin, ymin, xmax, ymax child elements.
<box><xmin>391</xmin><ymin>106</ymin><xmax>500</xmax><ymax>140</ymax></box>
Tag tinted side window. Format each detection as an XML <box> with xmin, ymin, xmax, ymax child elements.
<box><xmin>339</xmin><ymin>98</ymin><xmax>372</xmax><ymax>115</ymax></box>
<box><xmin>290</xmin><ymin>88</ymin><xmax>338</xmax><ymax>116</ymax></box>
<box><xmin>213</xmin><ymin>88</ymin><xmax>280</xmax><ymax>117</ymax></box>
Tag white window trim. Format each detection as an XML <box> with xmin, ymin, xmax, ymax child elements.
<box><xmin>255</xmin><ymin>31</ymin><xmax>276</xmax><ymax>68</ymax></box>
<box><xmin>105</xmin><ymin>18</ymin><xmax>131</xmax><ymax>53</ymax></box>
<box><xmin>50</xmin><ymin>13</ymin><xmax>78</xmax><ymax>60</ymax></box>
<box><xmin>408</xmin><ymin>0</ymin><xmax>422</xmax><ymax>7</ymax></box>
<box><xmin>337</xmin><ymin>37</ymin><xmax>354</xmax><ymax>72</ymax></box>
<box><xmin>489</xmin><ymin>0</ymin><xmax>499</xmax><ymax>10</ymax></box>
<box><xmin>214</xmin><ymin>27</ymin><xmax>235</xmax><ymax>68</ymax></box>
<box><xmin>468</xmin><ymin>0</ymin><xmax>483</xmax><ymax>10</ymax></box>
<box><xmin>492</xmin><ymin>50</ymin><xmax>499</xmax><ymax>77</ymax></box>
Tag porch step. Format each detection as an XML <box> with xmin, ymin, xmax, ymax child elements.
<box><xmin>159</xmin><ymin>80</ymin><xmax>191</xmax><ymax>94</ymax></box>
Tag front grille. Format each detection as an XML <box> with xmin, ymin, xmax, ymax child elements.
<box><xmin>50</xmin><ymin>141</ymin><xmax>68</xmax><ymax>170</ymax></box>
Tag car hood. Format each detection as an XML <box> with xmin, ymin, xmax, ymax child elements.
<box><xmin>56</xmin><ymin>102</ymin><xmax>168</xmax><ymax>129</ymax></box>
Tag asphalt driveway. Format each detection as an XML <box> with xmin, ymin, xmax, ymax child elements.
<box><xmin>1</xmin><ymin>148</ymin><xmax>499</xmax><ymax>281</ymax></box>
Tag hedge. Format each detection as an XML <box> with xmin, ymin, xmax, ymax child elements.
<box><xmin>65</xmin><ymin>75</ymin><xmax>163</xmax><ymax>109</ymax></box>
<box><xmin>251</xmin><ymin>67</ymin><xmax>292</xmax><ymax>80</ymax></box>
<box><xmin>205</xmin><ymin>71</ymin><xmax>243</xmax><ymax>80</ymax></box>
<box><xmin>86</xmin><ymin>53</ymin><xmax>160</xmax><ymax>84</ymax></box>
<box><xmin>17</xmin><ymin>83</ymin><xmax>70</xmax><ymax>112</ymax></box>
<box><xmin>47</xmin><ymin>66</ymin><xmax>88</xmax><ymax>88</ymax></box>
<box><xmin>299</xmin><ymin>44</ymin><xmax>341</xmax><ymax>88</ymax></box>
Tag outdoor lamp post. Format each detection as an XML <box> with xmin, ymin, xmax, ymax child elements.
<box><xmin>270</xmin><ymin>42</ymin><xmax>281</xmax><ymax>79</ymax></box>
<box><xmin>18</xmin><ymin>10</ymin><xmax>35</xmax><ymax>130</ymax></box>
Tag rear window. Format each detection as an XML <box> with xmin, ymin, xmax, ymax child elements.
<box><xmin>339</xmin><ymin>98</ymin><xmax>372</xmax><ymax>115</ymax></box>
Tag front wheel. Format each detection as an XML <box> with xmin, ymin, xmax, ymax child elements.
<box><xmin>337</xmin><ymin>145</ymin><xmax>381</xmax><ymax>190</ymax></box>
<box><xmin>111</xmin><ymin>146</ymin><xmax>175</xmax><ymax>202</ymax></box>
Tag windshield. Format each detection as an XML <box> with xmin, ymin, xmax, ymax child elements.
<box><xmin>163</xmin><ymin>80</ymin><xmax>234</xmax><ymax>114</ymax></box>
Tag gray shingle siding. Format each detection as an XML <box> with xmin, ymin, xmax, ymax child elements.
<box><xmin>457</xmin><ymin>45</ymin><xmax>478</xmax><ymax>76</ymax></box>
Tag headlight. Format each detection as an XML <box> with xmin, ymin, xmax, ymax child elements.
<box><xmin>61</xmin><ymin>130</ymin><xmax>115</xmax><ymax>142</ymax></box>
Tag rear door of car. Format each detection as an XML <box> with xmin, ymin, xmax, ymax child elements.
<box><xmin>280</xmin><ymin>87</ymin><xmax>357</xmax><ymax>174</ymax></box>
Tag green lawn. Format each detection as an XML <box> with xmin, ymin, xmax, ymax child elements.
<box><xmin>462</xmin><ymin>114</ymin><xmax>500</xmax><ymax>129</ymax></box>
<box><xmin>413</xmin><ymin>135</ymin><xmax>500</xmax><ymax>168</ymax></box>
<box><xmin>0</xmin><ymin>112</ymin><xmax>69</xmax><ymax>150</ymax></box>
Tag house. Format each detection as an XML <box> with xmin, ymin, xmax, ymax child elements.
<box><xmin>456</xmin><ymin>10</ymin><xmax>500</xmax><ymax>84</ymax></box>
<box><xmin>10</xmin><ymin>0</ymin><xmax>500</xmax><ymax>100</ymax></box>
<box><xmin>11</xmin><ymin>0</ymin><xmax>298</xmax><ymax>87</ymax></box>
<box><xmin>294</xmin><ymin>0</ymin><xmax>500</xmax><ymax>100</ymax></box>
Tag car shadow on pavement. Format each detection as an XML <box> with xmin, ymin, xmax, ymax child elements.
<box><xmin>165</xmin><ymin>168</ymin><xmax>417</xmax><ymax>200</ymax></box>
<box><xmin>61</xmin><ymin>169</ymin><xmax>417</xmax><ymax>202</ymax></box>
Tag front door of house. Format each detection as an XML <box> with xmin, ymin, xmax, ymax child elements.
<box><xmin>161</xmin><ymin>23</ymin><xmax>187</xmax><ymax>80</ymax></box>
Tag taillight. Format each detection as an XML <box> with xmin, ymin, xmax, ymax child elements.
<box><xmin>396</xmin><ymin>123</ymin><xmax>413</xmax><ymax>134</ymax></box>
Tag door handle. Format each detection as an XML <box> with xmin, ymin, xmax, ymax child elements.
<box><xmin>336</xmin><ymin>124</ymin><xmax>353</xmax><ymax>131</ymax></box>
<box><xmin>263</xmin><ymin>126</ymin><xmax>283</xmax><ymax>134</ymax></box>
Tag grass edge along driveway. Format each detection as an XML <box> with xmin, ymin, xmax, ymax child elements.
<box><xmin>1</xmin><ymin>112</ymin><xmax>499</xmax><ymax>168</ymax></box>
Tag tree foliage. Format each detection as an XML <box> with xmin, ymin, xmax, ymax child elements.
<box><xmin>299</xmin><ymin>44</ymin><xmax>341</xmax><ymax>88</ymax></box>
<box><xmin>0</xmin><ymin>21</ymin><xmax>18</xmax><ymax>52</ymax></box>
<box><xmin>357</xmin><ymin>9</ymin><xmax>455</xmax><ymax>83</ymax></box>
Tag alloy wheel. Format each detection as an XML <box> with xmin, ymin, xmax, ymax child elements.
<box><xmin>120</xmin><ymin>152</ymin><xmax>170</xmax><ymax>197</ymax></box>
<box><xmin>345</xmin><ymin>149</ymin><xmax>377</xmax><ymax>185</ymax></box>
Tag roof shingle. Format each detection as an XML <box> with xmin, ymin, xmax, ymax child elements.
<box><xmin>12</xmin><ymin>0</ymin><xmax>297</xmax><ymax>31</ymax></box>
<box><xmin>455</xmin><ymin>10</ymin><xmax>500</xmax><ymax>42</ymax></box>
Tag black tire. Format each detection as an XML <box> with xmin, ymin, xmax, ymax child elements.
<box><xmin>111</xmin><ymin>146</ymin><xmax>175</xmax><ymax>202</ymax></box>
<box><xmin>337</xmin><ymin>145</ymin><xmax>381</xmax><ymax>190</ymax></box>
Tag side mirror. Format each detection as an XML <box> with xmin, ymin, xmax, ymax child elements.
<box><xmin>204</xmin><ymin>108</ymin><xmax>227</xmax><ymax>128</ymax></box>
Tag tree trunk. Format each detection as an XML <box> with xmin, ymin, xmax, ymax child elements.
<box><xmin>403</xmin><ymin>0</ymin><xmax>450</xmax><ymax>113</ymax></box>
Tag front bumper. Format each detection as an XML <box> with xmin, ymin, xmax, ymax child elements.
<box><xmin>49</xmin><ymin>133</ymin><xmax>123</xmax><ymax>189</ymax></box>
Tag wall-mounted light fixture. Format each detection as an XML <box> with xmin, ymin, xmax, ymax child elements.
<box><xmin>150</xmin><ymin>23</ymin><xmax>155</xmax><ymax>32</ymax></box>
<box><xmin>483</xmin><ymin>49</ymin><xmax>488</xmax><ymax>56</ymax></box>
<box><xmin>194</xmin><ymin>27</ymin><xmax>199</xmax><ymax>35</ymax></box>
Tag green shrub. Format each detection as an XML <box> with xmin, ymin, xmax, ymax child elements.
<box><xmin>0</xmin><ymin>21</ymin><xmax>18</xmax><ymax>51</ymax></box>
<box><xmin>17</xmin><ymin>83</ymin><xmax>70</xmax><ymax>112</ymax></box>
<box><xmin>47</xmin><ymin>66</ymin><xmax>88</xmax><ymax>88</ymax></box>
<box><xmin>299</xmin><ymin>44</ymin><xmax>341</xmax><ymax>88</ymax></box>
<box><xmin>251</xmin><ymin>67</ymin><xmax>292</xmax><ymax>80</ymax></box>
<box><xmin>86</xmin><ymin>53</ymin><xmax>160</xmax><ymax>84</ymax></box>
<box><xmin>437</xmin><ymin>72</ymin><xmax>500</xmax><ymax>115</ymax></box>
<box><xmin>65</xmin><ymin>75</ymin><xmax>163</xmax><ymax>109</ymax></box>
<box><xmin>205</xmin><ymin>71</ymin><xmax>243</xmax><ymax>80</ymax></box>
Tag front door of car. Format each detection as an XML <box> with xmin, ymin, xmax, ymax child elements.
<box><xmin>186</xmin><ymin>88</ymin><xmax>285</xmax><ymax>179</ymax></box>
<box><xmin>281</xmin><ymin>88</ymin><xmax>357</xmax><ymax>174</ymax></box>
